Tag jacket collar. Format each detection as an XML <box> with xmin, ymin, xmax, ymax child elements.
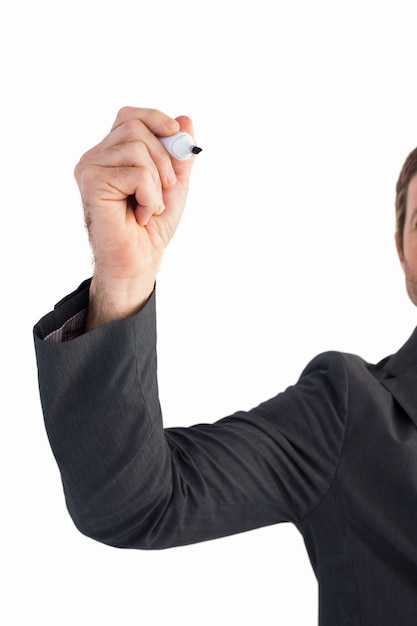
<box><xmin>383</xmin><ymin>327</ymin><xmax>417</xmax><ymax>376</ymax></box>
<box><xmin>379</xmin><ymin>327</ymin><xmax>417</xmax><ymax>426</ymax></box>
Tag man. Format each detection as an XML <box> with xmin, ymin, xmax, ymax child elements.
<box><xmin>34</xmin><ymin>107</ymin><xmax>417</xmax><ymax>625</ymax></box>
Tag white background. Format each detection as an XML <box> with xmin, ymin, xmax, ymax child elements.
<box><xmin>2</xmin><ymin>1</ymin><xmax>417</xmax><ymax>624</ymax></box>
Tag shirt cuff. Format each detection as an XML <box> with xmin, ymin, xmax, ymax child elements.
<box><xmin>45</xmin><ymin>309</ymin><xmax>87</xmax><ymax>343</ymax></box>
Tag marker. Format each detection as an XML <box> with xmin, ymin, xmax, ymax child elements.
<box><xmin>158</xmin><ymin>132</ymin><xmax>202</xmax><ymax>160</ymax></box>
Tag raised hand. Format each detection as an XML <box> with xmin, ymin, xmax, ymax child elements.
<box><xmin>73</xmin><ymin>107</ymin><xmax>196</xmax><ymax>329</ymax></box>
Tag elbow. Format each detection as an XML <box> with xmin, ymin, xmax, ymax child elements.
<box><xmin>65</xmin><ymin>493</ymin><xmax>175</xmax><ymax>551</ymax></box>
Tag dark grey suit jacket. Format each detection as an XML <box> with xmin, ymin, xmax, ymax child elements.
<box><xmin>34</xmin><ymin>281</ymin><xmax>417</xmax><ymax>625</ymax></box>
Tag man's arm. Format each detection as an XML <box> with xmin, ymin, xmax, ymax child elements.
<box><xmin>34</xmin><ymin>280</ymin><xmax>348</xmax><ymax>549</ymax></box>
<box><xmin>34</xmin><ymin>107</ymin><xmax>348</xmax><ymax>549</ymax></box>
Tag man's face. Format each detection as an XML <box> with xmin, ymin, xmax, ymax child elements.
<box><xmin>397</xmin><ymin>174</ymin><xmax>417</xmax><ymax>306</ymax></box>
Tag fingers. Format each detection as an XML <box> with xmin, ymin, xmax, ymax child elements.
<box><xmin>74</xmin><ymin>107</ymin><xmax>196</xmax><ymax>227</ymax></box>
<box><xmin>109</xmin><ymin>107</ymin><xmax>196</xmax><ymax>184</ymax></box>
<box><xmin>83</xmin><ymin>118</ymin><xmax>176</xmax><ymax>188</ymax></box>
<box><xmin>110</xmin><ymin>106</ymin><xmax>180</xmax><ymax>136</ymax></box>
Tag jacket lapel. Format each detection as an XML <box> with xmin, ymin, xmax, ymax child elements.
<box><xmin>378</xmin><ymin>328</ymin><xmax>417</xmax><ymax>427</ymax></box>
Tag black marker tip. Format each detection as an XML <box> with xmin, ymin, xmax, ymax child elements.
<box><xmin>192</xmin><ymin>146</ymin><xmax>203</xmax><ymax>155</ymax></box>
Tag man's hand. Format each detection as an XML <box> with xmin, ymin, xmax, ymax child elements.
<box><xmin>74</xmin><ymin>107</ymin><xmax>196</xmax><ymax>330</ymax></box>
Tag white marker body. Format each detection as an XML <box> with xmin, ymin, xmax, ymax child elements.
<box><xmin>158</xmin><ymin>132</ymin><xmax>197</xmax><ymax>160</ymax></box>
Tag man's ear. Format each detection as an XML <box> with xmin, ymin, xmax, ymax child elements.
<box><xmin>395</xmin><ymin>231</ymin><xmax>405</xmax><ymax>271</ymax></box>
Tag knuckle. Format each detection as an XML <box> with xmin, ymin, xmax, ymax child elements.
<box><xmin>74</xmin><ymin>151</ymin><xmax>91</xmax><ymax>181</ymax></box>
<box><xmin>114</xmin><ymin>106</ymin><xmax>166</xmax><ymax>133</ymax></box>
<box><xmin>117</xmin><ymin>105</ymin><xmax>135</xmax><ymax>118</ymax></box>
<box><xmin>74</xmin><ymin>162</ymin><xmax>98</xmax><ymax>193</ymax></box>
<box><xmin>121</xmin><ymin>118</ymin><xmax>144</xmax><ymax>139</ymax></box>
<box><xmin>73</xmin><ymin>148</ymin><xmax>94</xmax><ymax>180</ymax></box>
<box><xmin>114</xmin><ymin>106</ymin><xmax>138</xmax><ymax>126</ymax></box>
<box><xmin>73</xmin><ymin>160</ymin><xmax>83</xmax><ymax>183</ymax></box>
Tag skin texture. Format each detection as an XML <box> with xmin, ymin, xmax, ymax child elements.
<box><xmin>396</xmin><ymin>174</ymin><xmax>417</xmax><ymax>306</ymax></box>
<box><xmin>73</xmin><ymin>107</ymin><xmax>196</xmax><ymax>330</ymax></box>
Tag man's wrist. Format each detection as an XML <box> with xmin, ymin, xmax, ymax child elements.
<box><xmin>86</xmin><ymin>274</ymin><xmax>156</xmax><ymax>331</ymax></box>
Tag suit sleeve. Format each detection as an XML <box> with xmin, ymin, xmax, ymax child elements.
<box><xmin>34</xmin><ymin>283</ymin><xmax>349</xmax><ymax>549</ymax></box>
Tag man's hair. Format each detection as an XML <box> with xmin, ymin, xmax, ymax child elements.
<box><xmin>396</xmin><ymin>146</ymin><xmax>417</xmax><ymax>252</ymax></box>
